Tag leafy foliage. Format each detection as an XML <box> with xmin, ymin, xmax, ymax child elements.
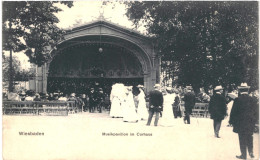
<box><xmin>2</xmin><ymin>55</ymin><xmax>34</xmax><ymax>82</ymax></box>
<box><xmin>125</xmin><ymin>1</ymin><xmax>258</xmax><ymax>91</ymax></box>
<box><xmin>2</xmin><ymin>1</ymin><xmax>73</xmax><ymax>65</ymax></box>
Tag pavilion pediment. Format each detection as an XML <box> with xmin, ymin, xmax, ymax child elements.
<box><xmin>64</xmin><ymin>21</ymin><xmax>150</xmax><ymax>45</ymax></box>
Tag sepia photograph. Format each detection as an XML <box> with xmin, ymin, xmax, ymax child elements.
<box><xmin>2</xmin><ymin>1</ymin><xmax>259</xmax><ymax>160</ymax></box>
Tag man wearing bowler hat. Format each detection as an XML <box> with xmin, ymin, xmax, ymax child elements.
<box><xmin>146</xmin><ymin>84</ymin><xmax>163</xmax><ymax>126</ymax></box>
<box><xmin>209</xmin><ymin>85</ymin><xmax>227</xmax><ymax>138</ymax></box>
<box><xmin>229</xmin><ymin>83</ymin><xmax>258</xmax><ymax>159</ymax></box>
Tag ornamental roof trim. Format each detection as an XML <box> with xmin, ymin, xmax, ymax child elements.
<box><xmin>65</xmin><ymin>19</ymin><xmax>151</xmax><ymax>41</ymax></box>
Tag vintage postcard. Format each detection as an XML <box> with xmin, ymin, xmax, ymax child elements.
<box><xmin>2</xmin><ymin>1</ymin><xmax>259</xmax><ymax>160</ymax></box>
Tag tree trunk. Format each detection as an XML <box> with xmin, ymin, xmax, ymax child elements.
<box><xmin>8</xmin><ymin>20</ymin><xmax>14</xmax><ymax>92</ymax></box>
<box><xmin>9</xmin><ymin>49</ymin><xmax>13</xmax><ymax>92</ymax></box>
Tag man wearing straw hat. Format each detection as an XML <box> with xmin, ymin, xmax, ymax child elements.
<box><xmin>229</xmin><ymin>83</ymin><xmax>258</xmax><ymax>160</ymax></box>
<box><xmin>208</xmin><ymin>85</ymin><xmax>227</xmax><ymax>138</ymax></box>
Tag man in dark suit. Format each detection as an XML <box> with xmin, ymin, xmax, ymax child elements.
<box><xmin>81</xmin><ymin>94</ymin><xmax>89</xmax><ymax>112</ymax></box>
<box><xmin>89</xmin><ymin>88</ymin><xmax>98</xmax><ymax>113</ymax></box>
<box><xmin>208</xmin><ymin>85</ymin><xmax>227</xmax><ymax>138</ymax></box>
<box><xmin>146</xmin><ymin>84</ymin><xmax>163</xmax><ymax>126</ymax></box>
<box><xmin>229</xmin><ymin>83</ymin><xmax>258</xmax><ymax>160</ymax></box>
<box><xmin>96</xmin><ymin>88</ymin><xmax>105</xmax><ymax>113</ymax></box>
<box><xmin>183</xmin><ymin>86</ymin><xmax>196</xmax><ymax>124</ymax></box>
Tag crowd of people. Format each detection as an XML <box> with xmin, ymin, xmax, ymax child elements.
<box><xmin>143</xmin><ymin>82</ymin><xmax>258</xmax><ymax>160</ymax></box>
<box><xmin>47</xmin><ymin>78</ymin><xmax>112</xmax><ymax>96</ymax></box>
<box><xmin>3</xmin><ymin>82</ymin><xmax>111</xmax><ymax>113</ymax></box>
<box><xmin>108</xmin><ymin>83</ymin><xmax>185</xmax><ymax>126</ymax></box>
<box><xmin>109</xmin><ymin>84</ymin><xmax>148</xmax><ymax>122</ymax></box>
<box><xmin>3</xmin><ymin>81</ymin><xmax>259</xmax><ymax>159</ymax></box>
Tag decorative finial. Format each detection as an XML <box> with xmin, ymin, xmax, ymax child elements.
<box><xmin>98</xmin><ymin>6</ymin><xmax>104</xmax><ymax>21</ymax></box>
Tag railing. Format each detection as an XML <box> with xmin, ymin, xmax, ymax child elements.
<box><xmin>2</xmin><ymin>101</ymin><xmax>79</xmax><ymax>116</ymax></box>
<box><xmin>180</xmin><ymin>103</ymin><xmax>209</xmax><ymax>118</ymax></box>
<box><xmin>38</xmin><ymin>101</ymin><xmax>68</xmax><ymax>116</ymax></box>
<box><xmin>3</xmin><ymin>101</ymin><xmax>36</xmax><ymax>115</ymax></box>
<box><xmin>3</xmin><ymin>100</ymin><xmax>209</xmax><ymax>117</ymax></box>
<box><xmin>146</xmin><ymin>100</ymin><xmax>209</xmax><ymax>118</ymax></box>
<box><xmin>191</xmin><ymin>103</ymin><xmax>209</xmax><ymax>118</ymax></box>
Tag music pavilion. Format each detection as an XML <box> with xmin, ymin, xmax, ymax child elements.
<box><xmin>33</xmin><ymin>20</ymin><xmax>160</xmax><ymax>94</ymax></box>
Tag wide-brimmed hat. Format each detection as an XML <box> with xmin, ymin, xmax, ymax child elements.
<box><xmin>214</xmin><ymin>85</ymin><xmax>223</xmax><ymax>91</ymax></box>
<box><xmin>186</xmin><ymin>86</ymin><xmax>193</xmax><ymax>90</ymax></box>
<box><xmin>154</xmin><ymin>84</ymin><xmax>160</xmax><ymax>88</ymax></box>
<box><xmin>166</xmin><ymin>87</ymin><xmax>172</xmax><ymax>91</ymax></box>
<box><xmin>174</xmin><ymin>89</ymin><xmax>179</xmax><ymax>94</ymax></box>
<box><xmin>20</xmin><ymin>91</ymin><xmax>26</xmax><ymax>95</ymax></box>
<box><xmin>137</xmin><ymin>85</ymin><xmax>144</xmax><ymax>88</ymax></box>
<box><xmin>227</xmin><ymin>93</ymin><xmax>237</xmax><ymax>99</ymax></box>
<box><xmin>127</xmin><ymin>86</ymin><xmax>133</xmax><ymax>90</ymax></box>
<box><xmin>238</xmin><ymin>83</ymin><xmax>250</xmax><ymax>89</ymax></box>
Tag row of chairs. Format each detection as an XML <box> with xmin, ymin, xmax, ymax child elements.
<box><xmin>2</xmin><ymin>101</ymin><xmax>79</xmax><ymax>116</ymax></box>
<box><xmin>179</xmin><ymin>103</ymin><xmax>209</xmax><ymax>118</ymax></box>
<box><xmin>191</xmin><ymin>103</ymin><xmax>209</xmax><ymax>118</ymax></box>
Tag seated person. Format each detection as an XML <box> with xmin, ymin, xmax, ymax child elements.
<box><xmin>33</xmin><ymin>93</ymin><xmax>41</xmax><ymax>101</ymax></box>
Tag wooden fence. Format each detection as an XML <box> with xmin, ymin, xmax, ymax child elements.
<box><xmin>3</xmin><ymin>101</ymin><xmax>210</xmax><ymax>117</ymax></box>
<box><xmin>2</xmin><ymin>101</ymin><xmax>80</xmax><ymax>116</ymax></box>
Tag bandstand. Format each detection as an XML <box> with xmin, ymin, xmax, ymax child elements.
<box><xmin>32</xmin><ymin>20</ymin><xmax>160</xmax><ymax>94</ymax></box>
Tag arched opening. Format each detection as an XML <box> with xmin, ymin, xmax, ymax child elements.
<box><xmin>47</xmin><ymin>42</ymin><xmax>144</xmax><ymax>94</ymax></box>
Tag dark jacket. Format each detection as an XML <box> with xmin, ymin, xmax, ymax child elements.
<box><xmin>33</xmin><ymin>97</ymin><xmax>41</xmax><ymax>102</ymax></box>
<box><xmin>173</xmin><ymin>95</ymin><xmax>180</xmax><ymax>107</ymax></box>
<box><xmin>96</xmin><ymin>92</ymin><xmax>105</xmax><ymax>103</ymax></box>
<box><xmin>89</xmin><ymin>91</ymin><xmax>98</xmax><ymax>104</ymax></box>
<box><xmin>229</xmin><ymin>94</ymin><xmax>258</xmax><ymax>134</ymax></box>
<box><xmin>183</xmin><ymin>92</ymin><xmax>196</xmax><ymax>113</ymax></box>
<box><xmin>208</xmin><ymin>93</ymin><xmax>227</xmax><ymax>121</ymax></box>
<box><xmin>149</xmin><ymin>90</ymin><xmax>163</xmax><ymax>112</ymax></box>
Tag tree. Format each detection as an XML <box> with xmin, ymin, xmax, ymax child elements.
<box><xmin>2</xmin><ymin>55</ymin><xmax>35</xmax><ymax>82</ymax></box>
<box><xmin>125</xmin><ymin>1</ymin><xmax>258</xmax><ymax>93</ymax></box>
<box><xmin>2</xmin><ymin>1</ymin><xmax>73</xmax><ymax>92</ymax></box>
<box><xmin>2</xmin><ymin>54</ymin><xmax>20</xmax><ymax>82</ymax></box>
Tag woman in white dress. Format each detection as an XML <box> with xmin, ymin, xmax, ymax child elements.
<box><xmin>123</xmin><ymin>86</ymin><xmax>139</xmax><ymax>123</ymax></box>
<box><xmin>160</xmin><ymin>87</ymin><xmax>176</xmax><ymax>127</ymax></box>
<box><xmin>109</xmin><ymin>83</ymin><xmax>124</xmax><ymax>118</ymax></box>
<box><xmin>224</xmin><ymin>93</ymin><xmax>237</xmax><ymax>126</ymax></box>
<box><xmin>137</xmin><ymin>85</ymin><xmax>148</xmax><ymax>120</ymax></box>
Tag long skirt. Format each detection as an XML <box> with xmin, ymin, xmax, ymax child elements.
<box><xmin>123</xmin><ymin>103</ymin><xmax>139</xmax><ymax>122</ymax></box>
<box><xmin>160</xmin><ymin>104</ymin><xmax>175</xmax><ymax>127</ymax></box>
<box><xmin>173</xmin><ymin>105</ymin><xmax>182</xmax><ymax>118</ymax></box>
<box><xmin>137</xmin><ymin>99</ymin><xmax>148</xmax><ymax>120</ymax></box>
<box><xmin>110</xmin><ymin>97</ymin><xmax>122</xmax><ymax>117</ymax></box>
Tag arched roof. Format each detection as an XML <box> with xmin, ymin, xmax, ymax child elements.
<box><xmin>49</xmin><ymin>20</ymin><xmax>154</xmax><ymax>74</ymax></box>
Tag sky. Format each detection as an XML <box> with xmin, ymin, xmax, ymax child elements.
<box><xmin>55</xmin><ymin>1</ymin><xmax>135</xmax><ymax>30</ymax></box>
<box><xmin>7</xmin><ymin>1</ymin><xmax>142</xmax><ymax>70</ymax></box>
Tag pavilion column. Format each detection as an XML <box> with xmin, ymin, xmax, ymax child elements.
<box><xmin>143</xmin><ymin>73</ymin><xmax>149</xmax><ymax>94</ymax></box>
<box><xmin>34</xmin><ymin>63</ymin><xmax>49</xmax><ymax>93</ymax></box>
<box><xmin>42</xmin><ymin>63</ymin><xmax>49</xmax><ymax>93</ymax></box>
<box><xmin>157</xmin><ymin>56</ymin><xmax>161</xmax><ymax>84</ymax></box>
<box><xmin>36</xmin><ymin>65</ymin><xmax>43</xmax><ymax>93</ymax></box>
<box><xmin>35</xmin><ymin>65</ymin><xmax>38</xmax><ymax>93</ymax></box>
<box><xmin>150</xmin><ymin>56</ymin><xmax>157</xmax><ymax>89</ymax></box>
